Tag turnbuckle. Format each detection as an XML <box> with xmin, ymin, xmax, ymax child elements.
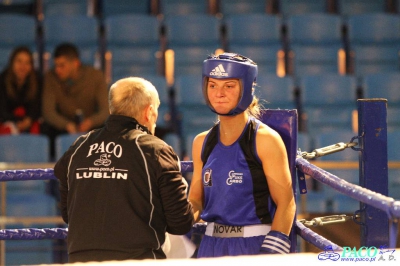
<box><xmin>299</xmin><ymin>214</ymin><xmax>359</xmax><ymax>227</ymax></box>
<box><xmin>301</xmin><ymin>142</ymin><xmax>358</xmax><ymax>159</ymax></box>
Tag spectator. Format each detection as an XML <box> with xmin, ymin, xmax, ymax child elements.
<box><xmin>41</xmin><ymin>42</ymin><xmax>108</xmax><ymax>158</ymax></box>
<box><xmin>0</xmin><ymin>46</ymin><xmax>41</xmax><ymax>134</ymax></box>
<box><xmin>54</xmin><ymin>77</ymin><xmax>194</xmax><ymax>262</ymax></box>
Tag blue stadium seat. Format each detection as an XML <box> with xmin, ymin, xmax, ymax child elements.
<box><xmin>299</xmin><ymin>74</ymin><xmax>358</xmax><ymax>134</ymax></box>
<box><xmin>163</xmin><ymin>132</ymin><xmax>182</xmax><ymax>157</ymax></box>
<box><xmin>164</xmin><ymin>14</ymin><xmax>222</xmax><ymax>77</ymax></box>
<box><xmin>278</xmin><ymin>0</ymin><xmax>328</xmax><ymax>16</ymax></box>
<box><xmin>287</xmin><ymin>14</ymin><xmax>343</xmax><ymax>46</ymax></box>
<box><xmin>286</xmin><ymin>13</ymin><xmax>345</xmax><ymax>76</ymax></box>
<box><xmin>184</xmin><ymin>133</ymin><xmax>197</xmax><ymax>160</ymax></box>
<box><xmin>42</xmin><ymin>15</ymin><xmax>100</xmax><ymax>67</ymax></box>
<box><xmin>54</xmin><ymin>133</ymin><xmax>82</xmax><ymax>161</ymax></box>
<box><xmin>255</xmin><ymin>73</ymin><xmax>296</xmax><ymax>109</ymax></box>
<box><xmin>0</xmin><ymin>0</ymin><xmax>33</xmax><ymax>4</ymax></box>
<box><xmin>42</xmin><ymin>15</ymin><xmax>99</xmax><ymax>48</ymax></box>
<box><xmin>362</xmin><ymin>72</ymin><xmax>400</xmax><ymax>132</ymax></box>
<box><xmin>331</xmin><ymin>193</ymin><xmax>360</xmax><ymax>213</ymax></box>
<box><xmin>140</xmin><ymin>74</ymin><xmax>170</xmax><ymax>129</ymax></box>
<box><xmin>5</xmin><ymin>246</ymin><xmax>55</xmax><ymax>266</ymax></box>
<box><xmin>0</xmin><ymin>134</ymin><xmax>50</xmax><ymax>163</ymax></box>
<box><xmin>290</xmin><ymin>45</ymin><xmax>344</xmax><ymax>76</ymax></box>
<box><xmin>0</xmin><ymin>134</ymin><xmax>51</xmax><ymax>194</ymax></box>
<box><xmin>171</xmin><ymin>46</ymin><xmax>222</xmax><ymax>76</ymax></box>
<box><xmin>219</xmin><ymin>0</ymin><xmax>268</xmax><ymax>14</ymax></box>
<box><xmin>225</xmin><ymin>14</ymin><xmax>283</xmax><ymax>74</ymax></box>
<box><xmin>3</xmin><ymin>0</ymin><xmax>34</xmax><ymax>5</ymax></box>
<box><xmin>228</xmin><ymin>45</ymin><xmax>283</xmax><ymax>74</ymax></box>
<box><xmin>101</xmin><ymin>0</ymin><xmax>150</xmax><ymax>17</ymax></box>
<box><xmin>226</xmin><ymin>14</ymin><xmax>282</xmax><ymax>46</ymax></box>
<box><xmin>174</xmin><ymin>74</ymin><xmax>206</xmax><ymax>105</ymax></box>
<box><xmin>313</xmin><ymin>137</ymin><xmax>360</xmax><ymax>204</ymax></box>
<box><xmin>174</xmin><ymin>74</ymin><xmax>218</xmax><ymax>139</ymax></box>
<box><xmin>0</xmin><ymin>47</ymin><xmax>11</xmax><ymax>70</ymax></box>
<box><xmin>302</xmin><ymin>191</ymin><xmax>329</xmax><ymax>213</ymax></box>
<box><xmin>387</xmin><ymin>107</ymin><xmax>400</xmax><ymax>133</ymax></box>
<box><xmin>314</xmin><ymin>171</ymin><xmax>358</xmax><ymax>211</ymax></box>
<box><xmin>347</xmin><ymin>14</ymin><xmax>400</xmax><ymax>75</ymax></box>
<box><xmin>337</xmin><ymin>0</ymin><xmax>387</xmax><ymax>16</ymax></box>
<box><xmin>141</xmin><ymin>74</ymin><xmax>169</xmax><ymax>106</ymax></box>
<box><xmin>350</xmin><ymin>46</ymin><xmax>400</xmax><ymax>76</ymax></box>
<box><xmin>313</xmin><ymin>130</ymin><xmax>359</xmax><ymax>161</ymax></box>
<box><xmin>0</xmin><ymin>0</ymin><xmax>34</xmax><ymax>16</ymax></box>
<box><xmin>157</xmin><ymin>105</ymin><xmax>172</xmax><ymax>130</ymax></box>
<box><xmin>160</xmin><ymin>0</ymin><xmax>208</xmax><ymax>16</ymax></box>
<box><xmin>387</xmin><ymin>131</ymin><xmax>400</xmax><ymax>161</ymax></box>
<box><xmin>0</xmin><ymin>14</ymin><xmax>37</xmax><ymax>51</ymax></box>
<box><xmin>6</xmin><ymin>194</ymin><xmax>57</xmax><ymax>217</ymax></box>
<box><xmin>105</xmin><ymin>14</ymin><xmax>160</xmax><ymax>46</ymax></box>
<box><xmin>362</xmin><ymin>72</ymin><xmax>400</xmax><ymax>107</ymax></box>
<box><xmin>107</xmin><ymin>46</ymin><xmax>161</xmax><ymax>82</ymax></box>
<box><xmin>389</xmin><ymin>169</ymin><xmax>400</xmax><ymax>199</ymax></box>
<box><xmin>6</xmin><ymin>179</ymin><xmax>47</xmax><ymax>196</ymax></box>
<box><xmin>43</xmin><ymin>0</ymin><xmax>89</xmax><ymax>16</ymax></box>
<box><xmin>329</xmin><ymin>169</ymin><xmax>359</xmax><ymax>184</ymax></box>
<box><xmin>104</xmin><ymin>14</ymin><xmax>162</xmax><ymax>81</ymax></box>
<box><xmin>5</xmin><ymin>193</ymin><xmax>58</xmax><ymax>265</ymax></box>
<box><xmin>165</xmin><ymin>14</ymin><xmax>221</xmax><ymax>47</ymax></box>
<box><xmin>297</xmin><ymin>132</ymin><xmax>311</xmax><ymax>153</ymax></box>
<box><xmin>347</xmin><ymin>13</ymin><xmax>400</xmax><ymax>46</ymax></box>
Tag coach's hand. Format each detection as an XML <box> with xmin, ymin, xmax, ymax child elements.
<box><xmin>260</xmin><ymin>230</ymin><xmax>291</xmax><ymax>254</ymax></box>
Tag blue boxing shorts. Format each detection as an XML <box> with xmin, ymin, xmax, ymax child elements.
<box><xmin>197</xmin><ymin>222</ymin><xmax>271</xmax><ymax>258</ymax></box>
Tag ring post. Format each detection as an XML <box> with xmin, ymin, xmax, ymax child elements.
<box><xmin>358</xmin><ymin>99</ymin><xmax>389</xmax><ymax>247</ymax></box>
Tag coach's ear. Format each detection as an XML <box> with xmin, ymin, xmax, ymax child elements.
<box><xmin>142</xmin><ymin>103</ymin><xmax>157</xmax><ymax>135</ymax></box>
<box><xmin>145</xmin><ymin>103</ymin><xmax>155</xmax><ymax>121</ymax></box>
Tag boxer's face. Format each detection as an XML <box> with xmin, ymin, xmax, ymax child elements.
<box><xmin>206</xmin><ymin>78</ymin><xmax>241</xmax><ymax>115</ymax></box>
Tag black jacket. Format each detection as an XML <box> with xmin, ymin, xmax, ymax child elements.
<box><xmin>54</xmin><ymin>115</ymin><xmax>194</xmax><ymax>259</ymax></box>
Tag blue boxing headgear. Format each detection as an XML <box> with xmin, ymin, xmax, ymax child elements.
<box><xmin>202</xmin><ymin>53</ymin><xmax>258</xmax><ymax>116</ymax></box>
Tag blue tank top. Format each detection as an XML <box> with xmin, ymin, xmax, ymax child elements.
<box><xmin>200</xmin><ymin>118</ymin><xmax>272</xmax><ymax>226</ymax></box>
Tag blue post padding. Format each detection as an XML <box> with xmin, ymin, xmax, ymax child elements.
<box><xmin>260</xmin><ymin>109</ymin><xmax>298</xmax><ymax>253</ymax></box>
<box><xmin>297</xmin><ymin>168</ymin><xmax>308</xmax><ymax>194</ymax></box>
<box><xmin>358</xmin><ymin>99</ymin><xmax>390</xmax><ymax>247</ymax></box>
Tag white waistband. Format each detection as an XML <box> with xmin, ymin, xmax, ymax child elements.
<box><xmin>205</xmin><ymin>222</ymin><xmax>271</xmax><ymax>238</ymax></box>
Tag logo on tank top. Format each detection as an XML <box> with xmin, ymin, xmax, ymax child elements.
<box><xmin>226</xmin><ymin>170</ymin><xmax>243</xmax><ymax>185</ymax></box>
<box><xmin>203</xmin><ymin>168</ymin><xmax>213</xmax><ymax>187</ymax></box>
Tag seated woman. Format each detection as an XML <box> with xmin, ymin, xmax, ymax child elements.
<box><xmin>0</xmin><ymin>46</ymin><xmax>41</xmax><ymax>134</ymax></box>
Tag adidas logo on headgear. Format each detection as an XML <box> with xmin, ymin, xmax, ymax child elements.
<box><xmin>210</xmin><ymin>64</ymin><xmax>228</xmax><ymax>77</ymax></box>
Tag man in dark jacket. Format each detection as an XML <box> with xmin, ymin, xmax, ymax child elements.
<box><xmin>54</xmin><ymin>77</ymin><xmax>194</xmax><ymax>263</ymax></box>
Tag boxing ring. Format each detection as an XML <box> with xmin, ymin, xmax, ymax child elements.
<box><xmin>0</xmin><ymin>99</ymin><xmax>399</xmax><ymax>265</ymax></box>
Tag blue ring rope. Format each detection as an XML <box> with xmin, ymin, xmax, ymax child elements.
<box><xmin>295</xmin><ymin>221</ymin><xmax>343</xmax><ymax>251</ymax></box>
<box><xmin>296</xmin><ymin>157</ymin><xmax>400</xmax><ymax>220</ymax></box>
<box><xmin>1</xmin><ymin>160</ymin><xmax>398</xmax><ymax>249</ymax></box>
